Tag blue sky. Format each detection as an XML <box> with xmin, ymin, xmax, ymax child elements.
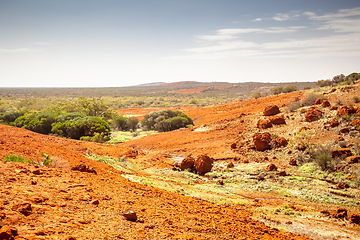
<box><xmin>0</xmin><ymin>0</ymin><xmax>359</xmax><ymax>87</ymax></box>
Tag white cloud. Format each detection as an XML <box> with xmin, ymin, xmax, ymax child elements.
<box><xmin>0</xmin><ymin>48</ymin><xmax>34</xmax><ymax>53</ymax></box>
<box><xmin>273</xmin><ymin>11</ymin><xmax>302</xmax><ymax>21</ymax></box>
<box><xmin>36</xmin><ymin>42</ymin><xmax>52</xmax><ymax>45</ymax></box>
<box><xmin>177</xmin><ymin>7</ymin><xmax>360</xmax><ymax>61</ymax></box>
<box><xmin>252</xmin><ymin>18</ymin><xmax>262</xmax><ymax>22</ymax></box>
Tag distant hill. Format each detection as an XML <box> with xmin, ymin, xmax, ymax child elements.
<box><xmin>0</xmin><ymin>81</ymin><xmax>317</xmax><ymax>98</ymax></box>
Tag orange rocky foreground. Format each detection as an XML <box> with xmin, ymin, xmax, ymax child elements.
<box><xmin>0</xmin><ymin>125</ymin><xmax>309</xmax><ymax>239</ymax></box>
<box><xmin>2</xmin><ymin>86</ymin><xmax>360</xmax><ymax>239</ymax></box>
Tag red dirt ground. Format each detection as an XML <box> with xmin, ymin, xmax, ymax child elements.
<box><xmin>2</xmin><ymin>87</ymin><xmax>360</xmax><ymax>239</ymax></box>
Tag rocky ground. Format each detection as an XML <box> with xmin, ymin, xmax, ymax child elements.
<box><xmin>1</xmin><ymin>84</ymin><xmax>360</xmax><ymax>239</ymax></box>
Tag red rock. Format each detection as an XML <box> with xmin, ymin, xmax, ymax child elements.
<box><xmin>268</xmin><ymin>115</ymin><xmax>286</xmax><ymax>125</ymax></box>
<box><xmin>351</xmin><ymin>119</ymin><xmax>360</xmax><ymax>128</ymax></box>
<box><xmin>321</xmin><ymin>100</ymin><xmax>331</xmax><ymax>108</ymax></box>
<box><xmin>91</xmin><ymin>200</ymin><xmax>100</xmax><ymax>205</ymax></box>
<box><xmin>305</xmin><ymin>106</ymin><xmax>322</xmax><ymax>122</ymax></box>
<box><xmin>347</xmin><ymin>174</ymin><xmax>355</xmax><ymax>180</ymax></box>
<box><xmin>0</xmin><ymin>226</ymin><xmax>13</xmax><ymax>240</ymax></box>
<box><xmin>179</xmin><ymin>156</ymin><xmax>195</xmax><ymax>171</ymax></box>
<box><xmin>11</xmin><ymin>203</ymin><xmax>32</xmax><ymax>216</ymax></box>
<box><xmin>331</xmin><ymin>148</ymin><xmax>352</xmax><ymax>158</ymax></box>
<box><xmin>71</xmin><ymin>164</ymin><xmax>97</xmax><ymax>174</ymax></box>
<box><xmin>350</xmin><ymin>213</ymin><xmax>360</xmax><ymax>224</ymax></box>
<box><xmin>275</xmin><ymin>136</ymin><xmax>288</xmax><ymax>148</ymax></box>
<box><xmin>299</xmin><ymin>127</ymin><xmax>310</xmax><ymax>132</ymax></box>
<box><xmin>263</xmin><ymin>105</ymin><xmax>280</xmax><ymax>116</ymax></box>
<box><xmin>289</xmin><ymin>158</ymin><xmax>297</xmax><ymax>166</ymax></box>
<box><xmin>123</xmin><ymin>209</ymin><xmax>137</xmax><ymax>222</ymax></box>
<box><xmin>337</xmin><ymin>136</ymin><xmax>345</xmax><ymax>141</ymax></box>
<box><xmin>328</xmin><ymin>119</ymin><xmax>339</xmax><ymax>128</ymax></box>
<box><xmin>194</xmin><ymin>155</ymin><xmax>214</xmax><ymax>174</ymax></box>
<box><xmin>266</xmin><ymin>163</ymin><xmax>277</xmax><ymax>171</ymax></box>
<box><xmin>330</xmin><ymin>106</ymin><xmax>338</xmax><ymax>110</ymax></box>
<box><xmin>337</xmin><ymin>106</ymin><xmax>356</xmax><ymax>116</ymax></box>
<box><xmin>315</xmin><ymin>99</ymin><xmax>323</xmax><ymax>105</ymax></box>
<box><xmin>278</xmin><ymin>170</ymin><xmax>288</xmax><ymax>176</ymax></box>
<box><xmin>346</xmin><ymin>156</ymin><xmax>360</xmax><ymax>164</ymax></box>
<box><xmin>335</xmin><ymin>182</ymin><xmax>349</xmax><ymax>189</ymax></box>
<box><xmin>257</xmin><ymin>119</ymin><xmax>273</xmax><ymax>129</ymax></box>
<box><xmin>253</xmin><ymin>132</ymin><xmax>272</xmax><ymax>151</ymax></box>
<box><xmin>230</xmin><ymin>143</ymin><xmax>237</xmax><ymax>149</ymax></box>
<box><xmin>334</xmin><ymin>208</ymin><xmax>347</xmax><ymax>219</ymax></box>
<box><xmin>227</xmin><ymin>162</ymin><xmax>234</xmax><ymax>168</ymax></box>
<box><xmin>340</xmin><ymin>127</ymin><xmax>349</xmax><ymax>133</ymax></box>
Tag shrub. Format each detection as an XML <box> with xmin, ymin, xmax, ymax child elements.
<box><xmin>283</xmin><ymin>85</ymin><xmax>298</xmax><ymax>93</ymax></box>
<box><xmin>300</xmin><ymin>92</ymin><xmax>324</xmax><ymax>106</ymax></box>
<box><xmin>141</xmin><ymin>110</ymin><xmax>193</xmax><ymax>132</ymax></box>
<box><xmin>308</xmin><ymin>144</ymin><xmax>337</xmax><ymax>171</ymax></box>
<box><xmin>52</xmin><ymin>116</ymin><xmax>110</xmax><ymax>140</ymax></box>
<box><xmin>14</xmin><ymin>111</ymin><xmax>57</xmax><ymax>134</ymax></box>
<box><xmin>2</xmin><ymin>155</ymin><xmax>31</xmax><ymax>163</ymax></box>
<box><xmin>285</xmin><ymin>102</ymin><xmax>301</xmax><ymax>112</ymax></box>
<box><xmin>317</xmin><ymin>79</ymin><xmax>332</xmax><ymax>87</ymax></box>
<box><xmin>0</xmin><ymin>111</ymin><xmax>24</xmax><ymax>124</ymax></box>
<box><xmin>252</xmin><ymin>91</ymin><xmax>262</xmax><ymax>99</ymax></box>
<box><xmin>270</xmin><ymin>86</ymin><xmax>284</xmax><ymax>95</ymax></box>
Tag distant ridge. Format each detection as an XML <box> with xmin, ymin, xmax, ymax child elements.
<box><xmin>136</xmin><ymin>82</ymin><xmax>166</xmax><ymax>87</ymax></box>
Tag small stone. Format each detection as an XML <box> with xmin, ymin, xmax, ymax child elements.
<box><xmin>346</xmin><ymin>156</ymin><xmax>360</xmax><ymax>164</ymax></box>
<box><xmin>227</xmin><ymin>162</ymin><xmax>234</xmax><ymax>168</ymax></box>
<box><xmin>350</xmin><ymin>213</ymin><xmax>360</xmax><ymax>225</ymax></box>
<box><xmin>123</xmin><ymin>209</ymin><xmax>137</xmax><ymax>222</ymax></box>
<box><xmin>91</xmin><ymin>200</ymin><xmax>100</xmax><ymax>205</ymax></box>
<box><xmin>289</xmin><ymin>158</ymin><xmax>297</xmax><ymax>166</ymax></box>
<box><xmin>32</xmin><ymin>169</ymin><xmax>42</xmax><ymax>175</ymax></box>
<box><xmin>335</xmin><ymin>182</ymin><xmax>349</xmax><ymax>189</ymax></box>
<box><xmin>0</xmin><ymin>225</ymin><xmax>13</xmax><ymax>240</ymax></box>
<box><xmin>340</xmin><ymin>127</ymin><xmax>349</xmax><ymax>133</ymax></box>
<box><xmin>334</xmin><ymin>208</ymin><xmax>347</xmax><ymax>219</ymax></box>
<box><xmin>277</xmin><ymin>170</ymin><xmax>288</xmax><ymax>176</ymax></box>
<box><xmin>266</xmin><ymin>164</ymin><xmax>277</xmax><ymax>171</ymax></box>
<box><xmin>11</xmin><ymin>203</ymin><xmax>32</xmax><ymax>216</ymax></box>
<box><xmin>217</xmin><ymin>180</ymin><xmax>224</xmax><ymax>185</ymax></box>
<box><xmin>347</xmin><ymin>174</ymin><xmax>355</xmax><ymax>180</ymax></box>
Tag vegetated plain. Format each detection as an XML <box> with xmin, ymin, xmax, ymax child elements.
<box><xmin>1</xmin><ymin>76</ymin><xmax>360</xmax><ymax>239</ymax></box>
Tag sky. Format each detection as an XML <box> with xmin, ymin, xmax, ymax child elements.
<box><xmin>0</xmin><ymin>0</ymin><xmax>359</xmax><ymax>87</ymax></box>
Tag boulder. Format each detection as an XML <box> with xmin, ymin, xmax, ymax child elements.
<box><xmin>334</xmin><ymin>208</ymin><xmax>347</xmax><ymax>219</ymax></box>
<box><xmin>299</xmin><ymin>127</ymin><xmax>310</xmax><ymax>132</ymax></box>
<box><xmin>315</xmin><ymin>99</ymin><xmax>323</xmax><ymax>105</ymax></box>
<box><xmin>268</xmin><ymin>115</ymin><xmax>286</xmax><ymax>125</ymax></box>
<box><xmin>351</xmin><ymin>119</ymin><xmax>360</xmax><ymax>128</ymax></box>
<box><xmin>256</xmin><ymin>119</ymin><xmax>273</xmax><ymax>129</ymax></box>
<box><xmin>71</xmin><ymin>164</ymin><xmax>97</xmax><ymax>174</ymax></box>
<box><xmin>266</xmin><ymin>163</ymin><xmax>277</xmax><ymax>171</ymax></box>
<box><xmin>278</xmin><ymin>170</ymin><xmax>288</xmax><ymax>176</ymax></box>
<box><xmin>123</xmin><ymin>209</ymin><xmax>137</xmax><ymax>222</ymax></box>
<box><xmin>331</xmin><ymin>148</ymin><xmax>352</xmax><ymax>158</ymax></box>
<box><xmin>340</xmin><ymin>127</ymin><xmax>349</xmax><ymax>133</ymax></box>
<box><xmin>328</xmin><ymin>119</ymin><xmax>339</xmax><ymax>128</ymax></box>
<box><xmin>350</xmin><ymin>213</ymin><xmax>360</xmax><ymax>225</ymax></box>
<box><xmin>321</xmin><ymin>100</ymin><xmax>331</xmax><ymax>108</ymax></box>
<box><xmin>337</xmin><ymin>106</ymin><xmax>356</xmax><ymax>116</ymax></box>
<box><xmin>337</xmin><ymin>136</ymin><xmax>345</xmax><ymax>141</ymax></box>
<box><xmin>253</xmin><ymin>132</ymin><xmax>272</xmax><ymax>151</ymax></box>
<box><xmin>289</xmin><ymin>158</ymin><xmax>297</xmax><ymax>166</ymax></box>
<box><xmin>194</xmin><ymin>155</ymin><xmax>214</xmax><ymax>174</ymax></box>
<box><xmin>11</xmin><ymin>202</ymin><xmax>32</xmax><ymax>216</ymax></box>
<box><xmin>335</xmin><ymin>182</ymin><xmax>349</xmax><ymax>189</ymax></box>
<box><xmin>305</xmin><ymin>106</ymin><xmax>322</xmax><ymax>122</ymax></box>
<box><xmin>346</xmin><ymin>156</ymin><xmax>360</xmax><ymax>164</ymax></box>
<box><xmin>0</xmin><ymin>225</ymin><xmax>17</xmax><ymax>240</ymax></box>
<box><xmin>179</xmin><ymin>156</ymin><xmax>195</xmax><ymax>171</ymax></box>
<box><xmin>263</xmin><ymin>105</ymin><xmax>280</xmax><ymax>116</ymax></box>
<box><xmin>227</xmin><ymin>162</ymin><xmax>234</xmax><ymax>168</ymax></box>
<box><xmin>330</xmin><ymin>106</ymin><xmax>338</xmax><ymax>111</ymax></box>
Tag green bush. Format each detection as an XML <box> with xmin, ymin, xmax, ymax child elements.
<box><xmin>141</xmin><ymin>110</ymin><xmax>193</xmax><ymax>132</ymax></box>
<box><xmin>13</xmin><ymin>111</ymin><xmax>58</xmax><ymax>134</ymax></box>
<box><xmin>2</xmin><ymin>155</ymin><xmax>34</xmax><ymax>164</ymax></box>
<box><xmin>308</xmin><ymin>144</ymin><xmax>336</xmax><ymax>171</ymax></box>
<box><xmin>52</xmin><ymin>116</ymin><xmax>110</xmax><ymax>140</ymax></box>
<box><xmin>0</xmin><ymin>111</ymin><xmax>24</xmax><ymax>124</ymax></box>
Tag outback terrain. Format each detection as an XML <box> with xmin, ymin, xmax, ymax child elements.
<box><xmin>1</xmin><ymin>82</ymin><xmax>360</xmax><ymax>239</ymax></box>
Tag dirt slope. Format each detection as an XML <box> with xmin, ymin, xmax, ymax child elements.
<box><xmin>0</xmin><ymin>126</ymin><xmax>309</xmax><ymax>239</ymax></box>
